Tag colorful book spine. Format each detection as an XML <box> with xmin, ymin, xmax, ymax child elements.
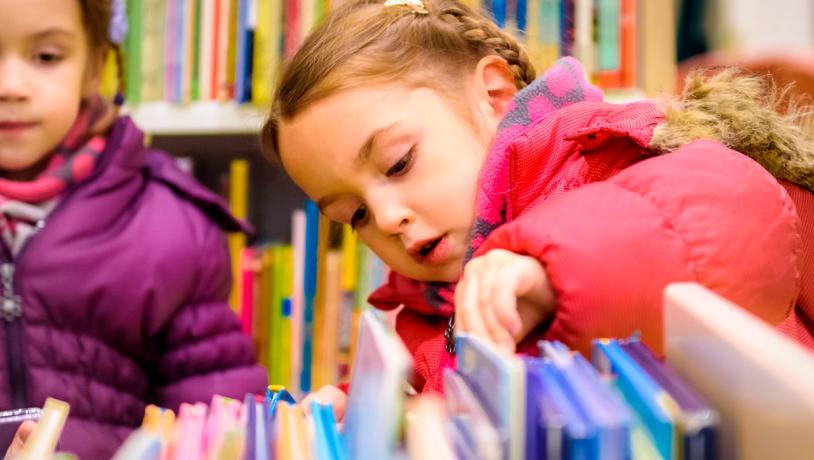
<box><xmin>619</xmin><ymin>0</ymin><xmax>637</xmax><ymax>88</ymax></box>
<box><xmin>198</xmin><ymin>0</ymin><xmax>214</xmax><ymax>101</ymax></box>
<box><xmin>140</xmin><ymin>0</ymin><xmax>166</xmax><ymax>101</ymax></box>
<box><xmin>227</xmin><ymin>159</ymin><xmax>249</xmax><ymax>312</ymax></box>
<box><xmin>284</xmin><ymin>0</ymin><xmax>300</xmax><ymax>59</ymax></box>
<box><xmin>559</xmin><ymin>0</ymin><xmax>575</xmax><ymax>57</ymax></box>
<box><xmin>300</xmin><ymin>200</ymin><xmax>320</xmax><ymax>393</ymax></box>
<box><xmin>240</xmin><ymin>247</ymin><xmax>255</xmax><ymax>335</ymax></box>
<box><xmin>124</xmin><ymin>0</ymin><xmax>143</xmax><ymax>104</ymax></box>
<box><xmin>289</xmin><ymin>209</ymin><xmax>306</xmax><ymax>396</ymax></box>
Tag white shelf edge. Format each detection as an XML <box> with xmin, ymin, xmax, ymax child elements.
<box><xmin>123</xmin><ymin>101</ymin><xmax>268</xmax><ymax>136</ymax></box>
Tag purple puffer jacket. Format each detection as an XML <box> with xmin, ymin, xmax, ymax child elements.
<box><xmin>0</xmin><ymin>117</ymin><xmax>268</xmax><ymax>459</ymax></box>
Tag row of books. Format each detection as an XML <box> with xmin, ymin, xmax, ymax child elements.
<box><xmin>119</xmin><ymin>0</ymin><xmax>676</xmax><ymax>107</ymax></box>
<box><xmin>223</xmin><ymin>159</ymin><xmax>388</xmax><ymax>397</ymax></box>
<box><xmin>235</xmin><ymin>214</ymin><xmax>388</xmax><ymax>398</ymax></box>
<box><xmin>14</xmin><ymin>283</ymin><xmax>814</xmax><ymax>459</ymax></box>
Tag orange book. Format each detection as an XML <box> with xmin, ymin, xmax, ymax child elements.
<box><xmin>619</xmin><ymin>0</ymin><xmax>637</xmax><ymax>88</ymax></box>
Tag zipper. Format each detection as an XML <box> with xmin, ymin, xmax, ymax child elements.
<box><xmin>1</xmin><ymin>264</ymin><xmax>20</xmax><ymax>321</ymax></box>
<box><xmin>2</xmin><ymin>262</ymin><xmax>26</xmax><ymax>407</ymax></box>
<box><xmin>2</xmin><ymin>217</ymin><xmax>49</xmax><ymax>408</ymax></box>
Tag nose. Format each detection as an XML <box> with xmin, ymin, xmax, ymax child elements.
<box><xmin>367</xmin><ymin>190</ymin><xmax>414</xmax><ymax>236</ymax></box>
<box><xmin>0</xmin><ymin>58</ymin><xmax>29</xmax><ymax>103</ymax></box>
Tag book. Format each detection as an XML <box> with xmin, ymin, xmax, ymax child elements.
<box><xmin>665</xmin><ymin>282</ymin><xmax>814</xmax><ymax>460</ymax></box>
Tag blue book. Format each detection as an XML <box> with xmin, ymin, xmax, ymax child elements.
<box><xmin>516</xmin><ymin>0</ymin><xmax>527</xmax><ymax>36</ymax></box>
<box><xmin>301</xmin><ymin>200</ymin><xmax>320</xmax><ymax>393</ymax></box>
<box><xmin>541</xmin><ymin>341</ymin><xmax>632</xmax><ymax>460</ymax></box>
<box><xmin>559</xmin><ymin>0</ymin><xmax>574</xmax><ymax>56</ymax></box>
<box><xmin>490</xmin><ymin>0</ymin><xmax>507</xmax><ymax>27</ymax></box>
<box><xmin>234</xmin><ymin>0</ymin><xmax>252</xmax><ymax>102</ymax></box>
<box><xmin>265</xmin><ymin>385</ymin><xmax>297</xmax><ymax>419</ymax></box>
<box><xmin>593</xmin><ymin>339</ymin><xmax>677</xmax><ymax>460</ymax></box>
<box><xmin>243</xmin><ymin>394</ymin><xmax>269</xmax><ymax>460</ymax></box>
<box><xmin>444</xmin><ymin>369</ymin><xmax>501</xmax><ymax>460</ymax></box>
<box><xmin>620</xmin><ymin>340</ymin><xmax>718</xmax><ymax>460</ymax></box>
<box><xmin>456</xmin><ymin>334</ymin><xmax>525</xmax><ymax>460</ymax></box>
<box><xmin>525</xmin><ymin>357</ymin><xmax>595</xmax><ymax>460</ymax></box>
<box><xmin>312</xmin><ymin>402</ymin><xmax>348</xmax><ymax>460</ymax></box>
<box><xmin>343</xmin><ymin>311</ymin><xmax>412</xmax><ymax>460</ymax></box>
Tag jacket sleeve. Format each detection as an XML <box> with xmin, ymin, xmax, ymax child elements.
<box><xmin>476</xmin><ymin>140</ymin><xmax>801</xmax><ymax>356</ymax></box>
<box><xmin>151</xmin><ymin>222</ymin><xmax>268</xmax><ymax>409</ymax></box>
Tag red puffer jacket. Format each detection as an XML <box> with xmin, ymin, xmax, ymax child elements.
<box><xmin>370</xmin><ymin>64</ymin><xmax>801</xmax><ymax>393</ymax></box>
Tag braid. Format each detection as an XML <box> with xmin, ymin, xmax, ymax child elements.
<box><xmin>438</xmin><ymin>4</ymin><xmax>536</xmax><ymax>88</ymax></box>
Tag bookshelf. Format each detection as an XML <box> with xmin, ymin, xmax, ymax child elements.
<box><xmin>124</xmin><ymin>101</ymin><xmax>267</xmax><ymax>136</ymax></box>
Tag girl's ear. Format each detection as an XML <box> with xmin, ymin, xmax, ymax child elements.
<box><xmin>81</xmin><ymin>47</ymin><xmax>108</xmax><ymax>98</ymax></box>
<box><xmin>472</xmin><ymin>55</ymin><xmax>518</xmax><ymax>120</ymax></box>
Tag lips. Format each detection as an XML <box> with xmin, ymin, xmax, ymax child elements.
<box><xmin>408</xmin><ymin>234</ymin><xmax>449</xmax><ymax>265</ymax></box>
<box><xmin>0</xmin><ymin>121</ymin><xmax>36</xmax><ymax>133</ymax></box>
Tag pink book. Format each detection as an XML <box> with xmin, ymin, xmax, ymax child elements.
<box><xmin>240</xmin><ymin>247</ymin><xmax>255</xmax><ymax>336</ymax></box>
<box><xmin>172</xmin><ymin>403</ymin><xmax>207</xmax><ymax>460</ymax></box>
<box><xmin>284</xmin><ymin>0</ymin><xmax>300</xmax><ymax>59</ymax></box>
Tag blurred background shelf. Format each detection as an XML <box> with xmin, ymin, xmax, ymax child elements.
<box><xmin>123</xmin><ymin>101</ymin><xmax>267</xmax><ymax>136</ymax></box>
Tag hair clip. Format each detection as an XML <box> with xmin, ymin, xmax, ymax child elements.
<box><xmin>384</xmin><ymin>0</ymin><xmax>429</xmax><ymax>15</ymax></box>
<box><xmin>108</xmin><ymin>0</ymin><xmax>128</xmax><ymax>45</ymax></box>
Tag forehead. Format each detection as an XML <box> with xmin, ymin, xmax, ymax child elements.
<box><xmin>0</xmin><ymin>0</ymin><xmax>82</xmax><ymax>28</ymax></box>
<box><xmin>0</xmin><ymin>0</ymin><xmax>83</xmax><ymax>35</ymax></box>
<box><xmin>278</xmin><ymin>86</ymin><xmax>414</xmax><ymax>190</ymax></box>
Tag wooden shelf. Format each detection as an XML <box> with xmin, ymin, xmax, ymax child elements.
<box><xmin>125</xmin><ymin>88</ymin><xmax>644</xmax><ymax>137</ymax></box>
<box><xmin>123</xmin><ymin>101</ymin><xmax>267</xmax><ymax>136</ymax></box>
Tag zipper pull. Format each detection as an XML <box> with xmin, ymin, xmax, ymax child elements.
<box><xmin>1</xmin><ymin>263</ymin><xmax>21</xmax><ymax>321</ymax></box>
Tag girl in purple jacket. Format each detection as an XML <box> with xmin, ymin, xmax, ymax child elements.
<box><xmin>0</xmin><ymin>0</ymin><xmax>267</xmax><ymax>458</ymax></box>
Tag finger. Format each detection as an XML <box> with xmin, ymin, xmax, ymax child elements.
<box><xmin>495</xmin><ymin>276</ymin><xmax>524</xmax><ymax>337</ymax></box>
<box><xmin>456</xmin><ymin>265</ymin><xmax>489</xmax><ymax>340</ymax></box>
<box><xmin>478</xmin><ymin>261</ymin><xmax>519</xmax><ymax>352</ymax></box>
<box><xmin>476</xmin><ymin>261</ymin><xmax>505</xmax><ymax>340</ymax></box>
<box><xmin>494</xmin><ymin>279</ymin><xmax>522</xmax><ymax>347</ymax></box>
<box><xmin>17</xmin><ymin>421</ymin><xmax>35</xmax><ymax>442</ymax></box>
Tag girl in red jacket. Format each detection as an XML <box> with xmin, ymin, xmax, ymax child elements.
<box><xmin>264</xmin><ymin>0</ymin><xmax>812</xmax><ymax>405</ymax></box>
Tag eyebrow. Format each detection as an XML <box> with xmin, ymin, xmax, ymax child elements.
<box><xmin>316</xmin><ymin>122</ymin><xmax>399</xmax><ymax>212</ymax></box>
<box><xmin>31</xmin><ymin>28</ymin><xmax>77</xmax><ymax>41</ymax></box>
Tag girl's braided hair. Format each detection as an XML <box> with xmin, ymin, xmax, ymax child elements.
<box><xmin>262</xmin><ymin>0</ymin><xmax>535</xmax><ymax>160</ymax></box>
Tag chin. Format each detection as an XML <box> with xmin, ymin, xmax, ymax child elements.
<box><xmin>411</xmin><ymin>265</ymin><xmax>461</xmax><ymax>284</ymax></box>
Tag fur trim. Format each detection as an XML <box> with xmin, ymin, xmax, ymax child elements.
<box><xmin>650</xmin><ymin>68</ymin><xmax>814</xmax><ymax>191</ymax></box>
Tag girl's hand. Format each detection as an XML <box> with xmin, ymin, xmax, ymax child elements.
<box><xmin>455</xmin><ymin>249</ymin><xmax>555</xmax><ymax>355</ymax></box>
<box><xmin>299</xmin><ymin>385</ymin><xmax>348</xmax><ymax>423</ymax></box>
<box><xmin>4</xmin><ymin>420</ymin><xmax>36</xmax><ymax>459</ymax></box>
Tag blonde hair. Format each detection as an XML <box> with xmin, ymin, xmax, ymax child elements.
<box><xmin>261</xmin><ymin>0</ymin><xmax>535</xmax><ymax>160</ymax></box>
<box><xmin>651</xmin><ymin>68</ymin><xmax>814</xmax><ymax>191</ymax></box>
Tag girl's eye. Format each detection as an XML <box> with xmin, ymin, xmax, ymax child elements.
<box><xmin>34</xmin><ymin>52</ymin><xmax>63</xmax><ymax>64</ymax></box>
<box><xmin>350</xmin><ymin>204</ymin><xmax>368</xmax><ymax>228</ymax></box>
<box><xmin>386</xmin><ymin>147</ymin><xmax>414</xmax><ymax>177</ymax></box>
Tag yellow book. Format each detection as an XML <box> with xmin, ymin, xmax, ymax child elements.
<box><xmin>141</xmin><ymin>0</ymin><xmax>166</xmax><ymax>101</ymax></box>
<box><xmin>100</xmin><ymin>50</ymin><xmax>118</xmax><ymax>101</ymax></box>
<box><xmin>275</xmin><ymin>403</ymin><xmax>312</xmax><ymax>460</ymax></box>
<box><xmin>225</xmin><ymin>0</ymin><xmax>239</xmax><ymax>101</ymax></box>
<box><xmin>255</xmin><ymin>247</ymin><xmax>272</xmax><ymax>367</ymax></box>
<box><xmin>278</xmin><ymin>246</ymin><xmax>294</xmax><ymax>388</ymax></box>
<box><xmin>341</xmin><ymin>225</ymin><xmax>357</xmax><ymax>291</ymax></box>
<box><xmin>638</xmin><ymin>0</ymin><xmax>676</xmax><ymax>96</ymax></box>
<box><xmin>310</xmin><ymin>216</ymin><xmax>331</xmax><ymax>388</ymax></box>
<box><xmin>183</xmin><ymin>0</ymin><xmax>196</xmax><ymax>103</ymax></box>
<box><xmin>252</xmin><ymin>0</ymin><xmax>283</xmax><ymax>107</ymax></box>
<box><xmin>319</xmin><ymin>250</ymin><xmax>342</xmax><ymax>387</ymax></box>
<box><xmin>19</xmin><ymin>399</ymin><xmax>70</xmax><ymax>460</ymax></box>
<box><xmin>228</xmin><ymin>159</ymin><xmax>249</xmax><ymax>312</ymax></box>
